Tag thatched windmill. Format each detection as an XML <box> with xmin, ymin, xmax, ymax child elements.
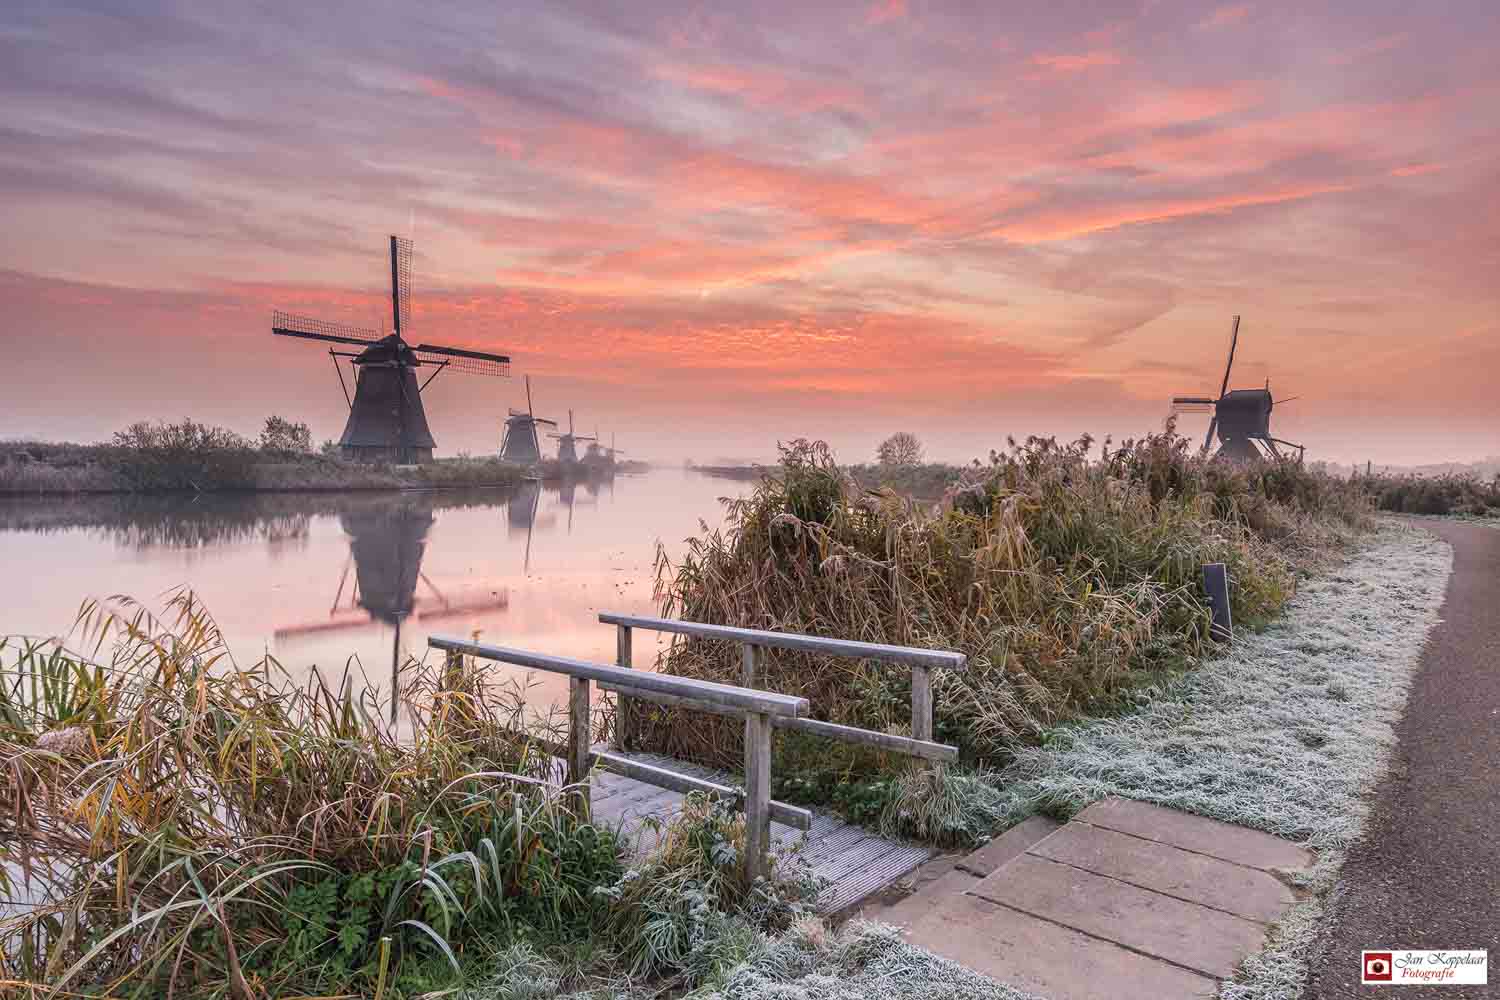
<box><xmin>272</xmin><ymin>236</ymin><xmax>511</xmax><ymax>463</ymax></box>
<box><xmin>500</xmin><ymin>376</ymin><xmax>557</xmax><ymax>464</ymax></box>
<box><xmin>1170</xmin><ymin>316</ymin><xmax>1304</xmax><ymax>462</ymax></box>
<box><xmin>548</xmin><ymin>410</ymin><xmax>596</xmax><ymax>465</ymax></box>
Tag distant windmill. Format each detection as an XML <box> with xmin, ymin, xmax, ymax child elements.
<box><xmin>1170</xmin><ymin>316</ymin><xmax>1304</xmax><ymax>462</ymax></box>
<box><xmin>272</xmin><ymin>236</ymin><xmax>511</xmax><ymax>463</ymax></box>
<box><xmin>583</xmin><ymin>426</ymin><xmax>624</xmax><ymax>466</ymax></box>
<box><xmin>547</xmin><ymin>410</ymin><xmax>596</xmax><ymax>464</ymax></box>
<box><xmin>500</xmin><ymin>375</ymin><xmax>557</xmax><ymax>464</ymax></box>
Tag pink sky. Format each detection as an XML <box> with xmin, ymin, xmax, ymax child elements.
<box><xmin>3</xmin><ymin>1</ymin><xmax>1497</xmax><ymax>465</ymax></box>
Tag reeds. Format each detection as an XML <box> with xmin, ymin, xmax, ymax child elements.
<box><xmin>636</xmin><ymin>432</ymin><xmax>1373</xmax><ymax>783</ymax></box>
<box><xmin>0</xmin><ymin>591</ymin><xmax>618</xmax><ymax>997</ymax></box>
<box><xmin>1360</xmin><ymin>471</ymin><xmax>1500</xmax><ymax>516</ymax></box>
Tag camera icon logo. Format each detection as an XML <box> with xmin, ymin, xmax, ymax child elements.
<box><xmin>1363</xmin><ymin>951</ymin><xmax>1394</xmax><ymax>983</ymax></box>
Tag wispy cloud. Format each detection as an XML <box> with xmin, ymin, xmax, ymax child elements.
<box><xmin>1198</xmin><ymin>5</ymin><xmax>1252</xmax><ymax>30</ymax></box>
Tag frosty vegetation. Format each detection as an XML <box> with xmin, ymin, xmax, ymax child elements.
<box><xmin>997</xmin><ymin>524</ymin><xmax>1451</xmax><ymax>1000</ymax></box>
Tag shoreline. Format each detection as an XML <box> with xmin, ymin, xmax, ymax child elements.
<box><xmin>0</xmin><ymin>461</ymin><xmax>652</xmax><ymax>498</ymax></box>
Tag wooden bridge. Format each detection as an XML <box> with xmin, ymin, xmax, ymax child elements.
<box><xmin>429</xmin><ymin>614</ymin><xmax>966</xmax><ymax>914</ymax></box>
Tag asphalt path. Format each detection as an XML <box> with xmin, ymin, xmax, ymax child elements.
<box><xmin>1306</xmin><ymin>520</ymin><xmax>1499</xmax><ymax>999</ymax></box>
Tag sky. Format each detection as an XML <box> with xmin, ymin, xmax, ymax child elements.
<box><xmin>2</xmin><ymin>0</ymin><xmax>1497</xmax><ymax>466</ymax></box>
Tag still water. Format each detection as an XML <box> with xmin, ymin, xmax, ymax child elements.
<box><xmin>0</xmin><ymin>470</ymin><xmax>750</xmax><ymax>714</ymax></box>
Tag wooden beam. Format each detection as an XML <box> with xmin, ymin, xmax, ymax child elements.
<box><xmin>615</xmin><ymin>623</ymin><xmax>635</xmax><ymax>750</ymax></box>
<box><xmin>428</xmin><ymin>635</ymin><xmax>808</xmax><ymax>718</ymax></box>
<box><xmin>597</xmin><ymin>613</ymin><xmax>966</xmax><ymax>671</ymax></box>
<box><xmin>744</xmin><ymin>712</ymin><xmax>772</xmax><ymax>880</ymax></box>
<box><xmin>567</xmin><ymin>677</ymin><xmax>591</xmax><ymax>813</ymax></box>
<box><xmin>595</xmin><ymin>683</ymin><xmax>959</xmax><ymax>761</ymax></box>
<box><xmin>590</xmin><ymin>750</ymin><xmax>811</xmax><ymax>830</ymax></box>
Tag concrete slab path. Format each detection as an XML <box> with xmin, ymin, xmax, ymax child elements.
<box><xmin>890</xmin><ymin>798</ymin><xmax>1314</xmax><ymax>1000</ymax></box>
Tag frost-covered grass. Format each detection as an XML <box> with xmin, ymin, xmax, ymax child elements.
<box><xmin>991</xmin><ymin>523</ymin><xmax>1451</xmax><ymax>1000</ymax></box>
<box><xmin>463</xmin><ymin>920</ymin><xmax>1041</xmax><ymax>1000</ymax></box>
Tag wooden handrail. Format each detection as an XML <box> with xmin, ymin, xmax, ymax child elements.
<box><xmin>428</xmin><ymin>635</ymin><xmax>809</xmax><ymax>717</ymax></box>
<box><xmin>597</xmin><ymin>612</ymin><xmax>966</xmax><ymax>671</ymax></box>
<box><xmin>600</xmin><ymin>612</ymin><xmax>963</xmax><ymax>747</ymax></box>
<box><xmin>429</xmin><ymin>633</ymin><xmax>806</xmax><ymax>879</ymax></box>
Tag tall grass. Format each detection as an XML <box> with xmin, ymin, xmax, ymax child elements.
<box><xmin>636</xmin><ymin>431</ymin><xmax>1372</xmax><ymax>799</ymax></box>
<box><xmin>1359</xmin><ymin>470</ymin><xmax>1500</xmax><ymax>516</ymax></box>
<box><xmin>0</xmin><ymin>592</ymin><xmax>619</xmax><ymax>997</ymax></box>
<box><xmin>1</xmin><ymin>594</ymin><xmax>828</xmax><ymax>998</ymax></box>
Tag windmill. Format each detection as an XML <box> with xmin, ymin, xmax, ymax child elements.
<box><xmin>500</xmin><ymin>375</ymin><xmax>557</xmax><ymax>464</ymax></box>
<box><xmin>547</xmin><ymin>410</ymin><xmax>596</xmax><ymax>465</ymax></box>
<box><xmin>583</xmin><ymin>426</ymin><xmax>624</xmax><ymax>466</ymax></box>
<box><xmin>272</xmin><ymin>235</ymin><xmax>511</xmax><ymax>463</ymax></box>
<box><xmin>1170</xmin><ymin>316</ymin><xmax>1304</xmax><ymax>463</ymax></box>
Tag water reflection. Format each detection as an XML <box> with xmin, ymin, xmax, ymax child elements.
<box><xmin>0</xmin><ymin>471</ymin><xmax>747</xmax><ymax>717</ymax></box>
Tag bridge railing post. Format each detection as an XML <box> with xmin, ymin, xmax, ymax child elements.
<box><xmin>740</xmin><ymin>643</ymin><xmax>759</xmax><ymax>687</ymax></box>
<box><xmin>567</xmin><ymin>676</ymin><xmax>591</xmax><ymax>815</ymax></box>
<box><xmin>743</xmin><ymin>708</ymin><xmax>772</xmax><ymax>882</ymax></box>
<box><xmin>614</xmin><ymin>624</ymin><xmax>634</xmax><ymax>749</ymax></box>
<box><xmin>910</xmin><ymin>664</ymin><xmax>932</xmax><ymax>743</ymax></box>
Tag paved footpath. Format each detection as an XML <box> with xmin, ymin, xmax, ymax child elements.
<box><xmin>1306</xmin><ymin>520</ymin><xmax>1500</xmax><ymax>999</ymax></box>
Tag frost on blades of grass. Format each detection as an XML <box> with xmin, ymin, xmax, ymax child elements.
<box><xmin>465</xmin><ymin>921</ymin><xmax>1043</xmax><ymax>1000</ymax></box>
<box><xmin>996</xmin><ymin>524</ymin><xmax>1451</xmax><ymax>1000</ymax></box>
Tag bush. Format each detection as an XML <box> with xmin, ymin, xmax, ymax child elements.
<box><xmin>110</xmin><ymin>418</ymin><xmax>258</xmax><ymax>491</ymax></box>
<box><xmin>1362</xmin><ymin>472</ymin><xmax>1500</xmax><ymax>516</ymax></box>
<box><xmin>260</xmin><ymin>414</ymin><xmax>313</xmax><ymax>454</ymax></box>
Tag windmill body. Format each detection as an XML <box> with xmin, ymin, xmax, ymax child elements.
<box><xmin>1170</xmin><ymin>317</ymin><xmax>1303</xmax><ymax>463</ymax></box>
<box><xmin>500</xmin><ymin>375</ymin><xmax>557</xmax><ymax>464</ymax></box>
<box><xmin>272</xmin><ymin>236</ymin><xmax>510</xmax><ymax>464</ymax></box>
<box><xmin>340</xmin><ymin>336</ymin><xmax>437</xmax><ymax>461</ymax></box>
<box><xmin>548</xmin><ymin>409</ymin><xmax>596</xmax><ymax>465</ymax></box>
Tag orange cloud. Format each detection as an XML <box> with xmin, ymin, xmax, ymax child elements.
<box><xmin>1198</xmin><ymin>5</ymin><xmax>1252</xmax><ymax>30</ymax></box>
<box><xmin>1390</xmin><ymin>162</ymin><xmax>1444</xmax><ymax>177</ymax></box>
<box><xmin>995</xmin><ymin>181</ymin><xmax>1355</xmax><ymax>242</ymax></box>
<box><xmin>866</xmin><ymin>0</ymin><xmax>908</xmax><ymax>26</ymax></box>
<box><xmin>1029</xmin><ymin>50</ymin><xmax>1123</xmax><ymax>73</ymax></box>
<box><xmin>650</xmin><ymin>61</ymin><xmax>864</xmax><ymax>114</ymax></box>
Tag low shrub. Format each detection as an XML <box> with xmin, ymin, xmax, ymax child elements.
<box><xmin>1361</xmin><ymin>471</ymin><xmax>1500</xmax><ymax>516</ymax></box>
<box><xmin>110</xmin><ymin>418</ymin><xmax>259</xmax><ymax>491</ymax></box>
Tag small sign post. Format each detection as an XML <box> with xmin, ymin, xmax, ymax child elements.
<box><xmin>1202</xmin><ymin>563</ymin><xmax>1233</xmax><ymax>642</ymax></box>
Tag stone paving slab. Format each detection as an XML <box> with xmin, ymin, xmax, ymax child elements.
<box><xmin>869</xmin><ymin>865</ymin><xmax>980</xmax><ymax>929</ymax></box>
<box><xmin>1030</xmin><ymin>821</ymin><xmax>1297</xmax><ymax>923</ymax></box>
<box><xmin>904</xmin><ymin>891</ymin><xmax>1219</xmax><ymax>1000</ymax></box>
<box><xmin>972</xmin><ymin>853</ymin><xmax>1268</xmax><ymax>978</ymax></box>
<box><xmin>899</xmin><ymin>799</ymin><xmax>1316</xmax><ymax>996</ymax></box>
<box><xmin>956</xmin><ymin>814</ymin><xmax>1062</xmax><ymax>876</ymax></box>
<box><xmin>1076</xmin><ymin>798</ymin><xmax>1314</xmax><ymax>873</ymax></box>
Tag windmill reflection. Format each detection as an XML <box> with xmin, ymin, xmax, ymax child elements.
<box><xmin>273</xmin><ymin>496</ymin><xmax>509</xmax><ymax>723</ymax></box>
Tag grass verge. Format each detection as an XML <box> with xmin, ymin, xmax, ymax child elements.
<box><xmin>988</xmin><ymin>523</ymin><xmax>1451</xmax><ymax>999</ymax></box>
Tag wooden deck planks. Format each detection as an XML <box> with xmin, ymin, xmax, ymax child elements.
<box><xmin>584</xmin><ymin>749</ymin><xmax>933</xmax><ymax>914</ymax></box>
